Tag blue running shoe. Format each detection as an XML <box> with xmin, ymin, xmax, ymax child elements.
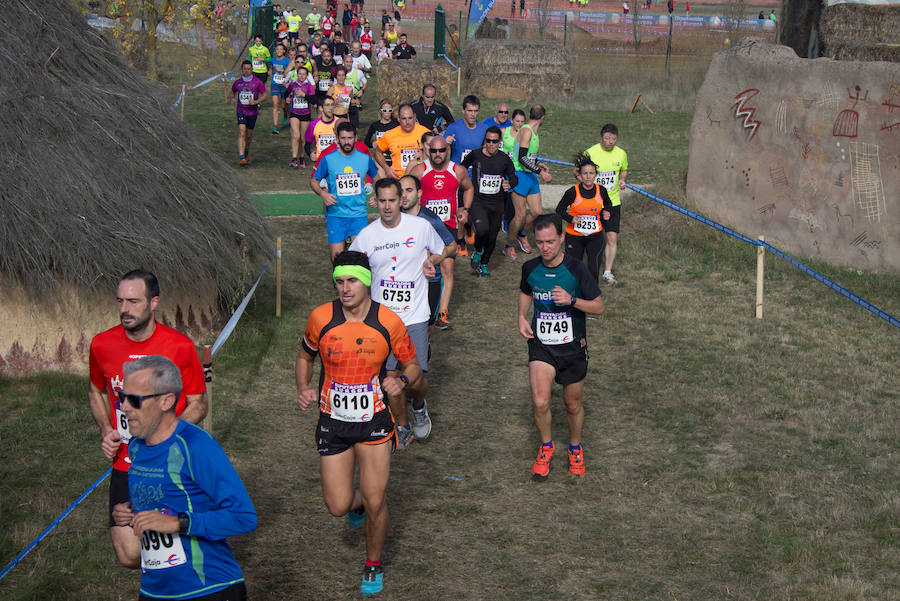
<box><xmin>348</xmin><ymin>507</ymin><xmax>366</xmax><ymax>527</ymax></box>
<box><xmin>469</xmin><ymin>249</ymin><xmax>482</xmax><ymax>273</ymax></box>
<box><xmin>361</xmin><ymin>565</ymin><xmax>383</xmax><ymax>595</ymax></box>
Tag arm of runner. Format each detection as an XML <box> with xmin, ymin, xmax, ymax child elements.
<box><xmin>517</xmin><ymin>291</ymin><xmax>535</xmax><ymax>339</ymax></box>
<box><xmin>458</xmin><ymin>165</ymin><xmax>474</xmax><ymax>210</ymax></box>
<box><xmin>618</xmin><ymin>169</ymin><xmax>628</xmax><ymax>190</ymax></box>
<box><xmin>555</xmin><ymin>187</ymin><xmax>577</xmax><ymax>224</ymax></box>
<box><xmin>600</xmin><ymin>185</ymin><xmax>613</xmax><ymax>220</ymax></box>
<box><xmin>517</xmin><ymin>146</ymin><xmax>543</xmax><ymax>174</ymax></box>
<box><xmin>372</xmin><ymin>141</ymin><xmax>397</xmax><ymax>179</ymax></box>
<box><xmin>310</xmin><ymin>169</ymin><xmax>337</xmax><ymax>205</ymax></box>
<box><xmin>295</xmin><ymin>348</ymin><xmax>319</xmax><ymax>410</ymax></box>
<box><xmin>253</xmin><ymin>91</ymin><xmax>269</xmax><ymax>105</ymax></box>
<box><xmin>383</xmin><ymin>356</ymin><xmax>423</xmax><ymax>397</ymax></box>
<box><xmin>560</xmin><ymin>290</ymin><xmax>604</xmax><ymax>316</ymax></box>
<box><xmin>177</xmin><ymin>392</ymin><xmax>208</xmax><ymax>425</ymax></box>
<box><xmin>90</xmin><ymin>381</ymin><xmax>120</xmax><ymax>459</ymax></box>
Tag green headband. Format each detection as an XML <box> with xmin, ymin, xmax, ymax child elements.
<box><xmin>333</xmin><ymin>264</ymin><xmax>372</xmax><ymax>287</ymax></box>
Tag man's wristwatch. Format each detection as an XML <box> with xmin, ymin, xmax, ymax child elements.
<box><xmin>177</xmin><ymin>512</ymin><xmax>189</xmax><ymax>535</ymax></box>
<box><xmin>398</xmin><ymin>374</ymin><xmax>409</xmax><ymax>388</ymax></box>
<box><xmin>570</xmin><ymin>296</ymin><xmax>578</xmax><ymax>307</ymax></box>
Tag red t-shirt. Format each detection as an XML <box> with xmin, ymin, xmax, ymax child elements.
<box><xmin>89</xmin><ymin>323</ymin><xmax>206</xmax><ymax>471</ymax></box>
<box><xmin>420</xmin><ymin>161</ymin><xmax>461</xmax><ymax>227</ymax></box>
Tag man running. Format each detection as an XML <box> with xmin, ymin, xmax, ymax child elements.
<box><xmin>305</xmin><ymin>95</ymin><xmax>339</xmax><ymax>161</ymax></box>
<box><xmin>407</xmin><ymin>135</ymin><xmax>473</xmax><ymax>330</ymax></box>
<box><xmin>311</xmin><ymin>121</ymin><xmax>381</xmax><ymax>261</ymax></box>
<box><xmin>350</xmin><ymin>179</ymin><xmax>452</xmax><ymax>449</ymax></box>
<box><xmin>410</xmin><ymin>84</ymin><xmax>454</xmax><ymax>133</ymax></box>
<box><xmin>231</xmin><ymin>60</ymin><xmax>268</xmax><ymax>166</ymax></box>
<box><xmin>461</xmin><ymin>126</ymin><xmax>518</xmax><ymax>277</ymax></box>
<box><xmin>89</xmin><ymin>271</ymin><xmax>207</xmax><ymax>568</ymax></box>
<box><xmin>517</xmin><ymin>214</ymin><xmax>604</xmax><ymax>480</ymax></box>
<box><xmin>373</xmin><ymin>103</ymin><xmax>430</xmax><ymax>178</ymax></box>
<box><xmin>247</xmin><ymin>34</ymin><xmax>271</xmax><ymax>84</ymax></box>
<box><xmin>482</xmin><ymin>102</ymin><xmax>512</xmax><ymax>128</ymax></box>
<box><xmin>119</xmin><ymin>355</ymin><xmax>256</xmax><ymax>600</ymax></box>
<box><xmin>399</xmin><ymin>175</ymin><xmax>458</xmax><ymax>331</ymax></box>
<box><xmin>443</xmin><ymin>95</ymin><xmax>489</xmax><ymax>255</ymax></box>
<box><xmin>507</xmin><ymin>104</ymin><xmax>552</xmax><ymax>255</ymax></box>
<box><xmin>296</xmin><ymin>250</ymin><xmax>421</xmax><ymax>595</ymax></box>
<box><xmin>306</xmin><ymin>5</ymin><xmax>322</xmax><ymax>35</ymax></box>
<box><xmin>584</xmin><ymin>123</ymin><xmax>628</xmax><ymax>285</ymax></box>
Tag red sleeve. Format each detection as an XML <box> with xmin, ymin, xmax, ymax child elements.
<box><xmin>176</xmin><ymin>340</ymin><xmax>206</xmax><ymax>396</ymax></box>
<box><xmin>88</xmin><ymin>336</ymin><xmax>106</xmax><ymax>389</ymax></box>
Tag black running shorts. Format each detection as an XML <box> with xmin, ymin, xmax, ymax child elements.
<box><xmin>316</xmin><ymin>409</ymin><xmax>397</xmax><ymax>455</ymax></box>
<box><xmin>527</xmin><ymin>338</ymin><xmax>589</xmax><ymax>385</ymax></box>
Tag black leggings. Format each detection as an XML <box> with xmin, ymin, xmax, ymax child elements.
<box><xmin>470</xmin><ymin>202</ymin><xmax>504</xmax><ymax>265</ymax></box>
<box><xmin>565</xmin><ymin>232</ymin><xmax>605</xmax><ymax>283</ymax></box>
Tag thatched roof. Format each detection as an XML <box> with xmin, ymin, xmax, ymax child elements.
<box><xmin>820</xmin><ymin>4</ymin><xmax>900</xmax><ymax>62</ymax></box>
<box><xmin>0</xmin><ymin>0</ymin><xmax>273</xmax><ymax>301</ymax></box>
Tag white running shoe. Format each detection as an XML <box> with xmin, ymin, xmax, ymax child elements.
<box><xmin>602</xmin><ymin>272</ymin><xmax>618</xmax><ymax>285</ymax></box>
<box><xmin>411</xmin><ymin>402</ymin><xmax>432</xmax><ymax>440</ymax></box>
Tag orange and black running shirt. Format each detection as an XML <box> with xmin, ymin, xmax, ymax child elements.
<box><xmin>555</xmin><ymin>183</ymin><xmax>612</xmax><ymax>237</ymax></box>
<box><xmin>302</xmin><ymin>299</ymin><xmax>416</xmax><ymax>422</ymax></box>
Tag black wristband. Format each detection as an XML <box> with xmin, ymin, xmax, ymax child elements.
<box><xmin>177</xmin><ymin>512</ymin><xmax>189</xmax><ymax>535</ymax></box>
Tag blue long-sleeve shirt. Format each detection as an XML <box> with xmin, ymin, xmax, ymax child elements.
<box><xmin>129</xmin><ymin>420</ymin><xmax>257</xmax><ymax>599</ymax></box>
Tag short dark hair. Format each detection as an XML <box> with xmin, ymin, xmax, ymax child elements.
<box><xmin>374</xmin><ymin>177</ymin><xmax>402</xmax><ymax>198</ymax></box>
<box><xmin>511</xmin><ymin>108</ymin><xmax>526</xmax><ymax>120</ymax></box>
<box><xmin>120</xmin><ymin>269</ymin><xmax>160</xmax><ymax>300</ymax></box>
<box><xmin>397</xmin><ymin>102</ymin><xmax>414</xmax><ymax>115</ymax></box>
<box><xmin>483</xmin><ymin>125</ymin><xmax>502</xmax><ymax>142</ymax></box>
<box><xmin>529</xmin><ymin>104</ymin><xmax>546</xmax><ymax>120</ymax></box>
<box><xmin>336</xmin><ymin>120</ymin><xmax>357</xmax><ymax>136</ymax></box>
<box><xmin>573</xmin><ymin>152</ymin><xmax>597</xmax><ymax>172</ymax></box>
<box><xmin>421</xmin><ymin>131</ymin><xmax>434</xmax><ymax>144</ymax></box>
<box><xmin>333</xmin><ymin>250</ymin><xmax>370</xmax><ymax>271</ymax></box>
<box><xmin>533</xmin><ymin>213</ymin><xmax>563</xmax><ymax>235</ymax></box>
<box><xmin>241</xmin><ymin>59</ymin><xmax>252</xmax><ymax>68</ymax></box>
<box><xmin>401</xmin><ymin>174</ymin><xmax>421</xmax><ymax>191</ymax></box>
<box><xmin>462</xmin><ymin>94</ymin><xmax>480</xmax><ymax>110</ymax></box>
<box><xmin>600</xmin><ymin>123</ymin><xmax>619</xmax><ymax>137</ymax></box>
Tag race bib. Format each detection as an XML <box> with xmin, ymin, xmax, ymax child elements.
<box><xmin>273</xmin><ymin>72</ymin><xmax>285</xmax><ymax>85</ymax></box>
<box><xmin>336</xmin><ymin>93</ymin><xmax>350</xmax><ymax>108</ymax></box>
<box><xmin>596</xmin><ymin>171</ymin><xmax>616</xmax><ymax>191</ymax></box>
<box><xmin>292</xmin><ymin>95</ymin><xmax>308</xmax><ymax>110</ymax></box>
<box><xmin>479</xmin><ymin>174</ymin><xmax>502</xmax><ymax>195</ymax></box>
<box><xmin>460</xmin><ymin>149</ymin><xmax>471</xmax><ymax>163</ymax></box>
<box><xmin>361</xmin><ymin>42</ymin><xmax>372</xmax><ymax>51</ymax></box>
<box><xmin>425</xmin><ymin>198</ymin><xmax>451</xmax><ymax>222</ymax></box>
<box><xmin>238</xmin><ymin>90</ymin><xmax>253</xmax><ymax>105</ymax></box>
<box><xmin>375</xmin><ymin>130</ymin><xmax>386</xmax><ymax>140</ymax></box>
<box><xmin>318</xmin><ymin>78</ymin><xmax>332</xmax><ymax>92</ymax></box>
<box><xmin>399</xmin><ymin>148</ymin><xmax>417</xmax><ymax>168</ymax></box>
<box><xmin>574</xmin><ymin>214</ymin><xmax>600</xmax><ymax>235</ymax></box>
<box><xmin>328</xmin><ymin>382</ymin><xmax>377</xmax><ymax>422</ymax></box>
<box><xmin>317</xmin><ymin>133</ymin><xmax>336</xmax><ymax>152</ymax></box>
<box><xmin>336</xmin><ymin>173</ymin><xmax>362</xmax><ymax>196</ymax></box>
<box><xmin>536</xmin><ymin>311</ymin><xmax>573</xmax><ymax>345</ymax></box>
<box><xmin>140</xmin><ymin>530</ymin><xmax>187</xmax><ymax>570</ymax></box>
<box><xmin>115</xmin><ymin>407</ymin><xmax>132</xmax><ymax>444</ymax></box>
<box><xmin>251</xmin><ymin>57</ymin><xmax>265</xmax><ymax>70</ymax></box>
<box><xmin>379</xmin><ymin>279</ymin><xmax>414</xmax><ymax>314</ymax></box>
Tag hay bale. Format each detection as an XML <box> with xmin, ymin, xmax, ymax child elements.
<box><xmin>820</xmin><ymin>4</ymin><xmax>900</xmax><ymax>62</ymax></box>
<box><xmin>376</xmin><ymin>59</ymin><xmax>455</xmax><ymax>110</ymax></box>
<box><xmin>461</xmin><ymin>40</ymin><xmax>573</xmax><ymax>100</ymax></box>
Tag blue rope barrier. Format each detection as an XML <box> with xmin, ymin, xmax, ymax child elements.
<box><xmin>437</xmin><ymin>54</ymin><xmax>458</xmax><ymax>70</ymax></box>
<box><xmin>173</xmin><ymin>70</ymin><xmax>239</xmax><ymax>107</ymax></box>
<box><xmin>0</xmin><ymin>259</ymin><xmax>271</xmax><ymax>581</ymax></box>
<box><xmin>0</xmin><ymin>468</ymin><xmax>112</xmax><ymax>583</ymax></box>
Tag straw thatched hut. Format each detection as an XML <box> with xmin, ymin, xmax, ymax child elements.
<box><xmin>0</xmin><ymin>0</ymin><xmax>274</xmax><ymax>374</ymax></box>
<box><xmin>375</xmin><ymin>59</ymin><xmax>456</xmax><ymax>112</ymax></box>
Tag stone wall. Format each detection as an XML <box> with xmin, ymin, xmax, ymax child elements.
<box><xmin>687</xmin><ymin>39</ymin><xmax>900</xmax><ymax>273</ymax></box>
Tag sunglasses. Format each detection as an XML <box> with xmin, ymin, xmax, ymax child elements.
<box><xmin>497</xmin><ymin>110</ymin><xmax>509</xmax><ymax>114</ymax></box>
<box><xmin>430</xmin><ymin>147</ymin><xmax>448</xmax><ymax>153</ymax></box>
<box><xmin>484</xmin><ymin>138</ymin><xmax>501</xmax><ymax>143</ymax></box>
<box><xmin>117</xmin><ymin>390</ymin><xmax>169</xmax><ymax>409</ymax></box>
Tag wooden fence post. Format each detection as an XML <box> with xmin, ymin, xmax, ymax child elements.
<box><xmin>276</xmin><ymin>236</ymin><xmax>283</xmax><ymax>317</ymax></box>
<box><xmin>756</xmin><ymin>235</ymin><xmax>765</xmax><ymax>319</ymax></box>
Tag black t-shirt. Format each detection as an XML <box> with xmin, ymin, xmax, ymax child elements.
<box><xmin>314</xmin><ymin>57</ymin><xmax>337</xmax><ymax>92</ymax></box>
<box><xmin>365</xmin><ymin>119</ymin><xmax>400</xmax><ymax>164</ymax></box>
<box><xmin>392</xmin><ymin>44</ymin><xmax>416</xmax><ymax>60</ymax></box>
<box><xmin>332</xmin><ymin>41</ymin><xmax>350</xmax><ymax>60</ymax></box>
<box><xmin>462</xmin><ymin>148</ymin><xmax>518</xmax><ymax>208</ymax></box>
<box><xmin>410</xmin><ymin>99</ymin><xmax>454</xmax><ymax>132</ymax></box>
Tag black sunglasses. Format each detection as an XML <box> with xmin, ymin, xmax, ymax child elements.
<box><xmin>430</xmin><ymin>147</ymin><xmax>448</xmax><ymax>153</ymax></box>
<box><xmin>497</xmin><ymin>110</ymin><xmax>509</xmax><ymax>114</ymax></box>
<box><xmin>484</xmin><ymin>138</ymin><xmax>501</xmax><ymax>143</ymax></box>
<box><xmin>117</xmin><ymin>390</ymin><xmax>169</xmax><ymax>409</ymax></box>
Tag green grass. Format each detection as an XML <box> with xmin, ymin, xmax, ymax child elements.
<box><xmin>2</xmin><ymin>38</ymin><xmax>900</xmax><ymax>601</ymax></box>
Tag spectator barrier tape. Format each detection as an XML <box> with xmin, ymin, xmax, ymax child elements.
<box><xmin>173</xmin><ymin>69</ymin><xmax>240</xmax><ymax>108</ymax></box>
<box><xmin>536</xmin><ymin>156</ymin><xmax>899</xmax><ymax>330</ymax></box>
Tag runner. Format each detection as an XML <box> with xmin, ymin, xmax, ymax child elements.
<box><xmin>313</xmin><ymin>46</ymin><xmax>339</xmax><ymax>115</ymax></box>
<box><xmin>341</xmin><ymin>55</ymin><xmax>366</xmax><ymax>129</ymax></box>
<box><xmin>360</xmin><ymin>25</ymin><xmax>374</xmax><ymax>59</ymax></box>
<box><xmin>407</xmin><ymin>136</ymin><xmax>474</xmax><ymax>330</ymax></box>
<box><xmin>443</xmin><ymin>95</ymin><xmax>489</xmax><ymax>255</ymax></box>
<box><xmin>584</xmin><ymin>123</ymin><xmax>628</xmax><ymax>284</ymax></box>
<box><xmin>350</xmin><ymin>178</ymin><xmax>452</xmax><ymax>449</ymax></box>
<box><xmin>506</xmin><ymin>105</ymin><xmax>552</xmax><ymax>255</ymax></box>
<box><xmin>349</xmin><ymin>40</ymin><xmax>373</xmax><ymax>73</ymax></box>
<box><xmin>287</xmin><ymin>7</ymin><xmax>303</xmax><ymax>46</ymax></box>
<box><xmin>247</xmin><ymin>34</ymin><xmax>271</xmax><ymax>84</ymax></box>
<box><xmin>331</xmin><ymin>30</ymin><xmax>350</xmax><ymax>62</ymax></box>
<box><xmin>384</xmin><ymin>21</ymin><xmax>399</xmax><ymax>49</ymax></box>
<box><xmin>501</xmin><ymin>108</ymin><xmax>526</xmax><ymax>245</ymax></box>
<box><xmin>119</xmin><ymin>355</ymin><xmax>255</xmax><ymax>600</ymax></box>
<box><xmin>364</xmin><ymin>99</ymin><xmax>398</xmax><ymax>166</ymax></box>
<box><xmin>286</xmin><ymin>66</ymin><xmax>315</xmax><ymax>168</ymax></box>
<box><xmin>231</xmin><ymin>60</ymin><xmax>268</xmax><ymax>166</ymax></box>
<box><xmin>306</xmin><ymin>5</ymin><xmax>321</xmax><ymax>35</ymax></box>
<box><xmin>305</xmin><ymin>95</ymin><xmax>339</xmax><ymax>161</ymax></box>
<box><xmin>269</xmin><ymin>43</ymin><xmax>291</xmax><ymax>134</ymax></box>
<box><xmin>399</xmin><ymin>175</ymin><xmax>458</xmax><ymax>332</ymax></box>
<box><xmin>311</xmin><ymin>121</ymin><xmax>380</xmax><ymax>260</ymax></box>
<box><xmin>517</xmin><ymin>214</ymin><xmax>604</xmax><ymax>480</ymax></box>
<box><xmin>461</xmin><ymin>126</ymin><xmax>518</xmax><ymax>277</ymax></box>
<box><xmin>482</xmin><ymin>102</ymin><xmax>512</xmax><ymax>128</ymax></box>
<box><xmin>89</xmin><ymin>271</ymin><xmax>207</xmax><ymax>568</ymax></box>
<box><xmin>296</xmin><ymin>250</ymin><xmax>421</xmax><ymax>595</ymax></box>
<box><xmin>410</xmin><ymin>84</ymin><xmax>454</xmax><ymax>133</ymax></box>
<box><xmin>373</xmin><ymin>103</ymin><xmax>430</xmax><ymax>178</ymax></box>
<box><xmin>327</xmin><ymin>65</ymin><xmax>355</xmax><ymax>120</ymax></box>
<box><xmin>555</xmin><ymin>153</ymin><xmax>612</xmax><ymax>282</ymax></box>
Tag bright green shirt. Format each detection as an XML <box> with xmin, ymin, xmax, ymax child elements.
<box><xmin>287</xmin><ymin>14</ymin><xmax>302</xmax><ymax>32</ymax></box>
<box><xmin>512</xmin><ymin>124</ymin><xmax>540</xmax><ymax>172</ymax></box>
<box><xmin>585</xmin><ymin>144</ymin><xmax>628</xmax><ymax>207</ymax></box>
<box><xmin>248</xmin><ymin>44</ymin><xmax>271</xmax><ymax>73</ymax></box>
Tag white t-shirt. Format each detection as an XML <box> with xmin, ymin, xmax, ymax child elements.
<box><xmin>351</xmin><ymin>54</ymin><xmax>372</xmax><ymax>73</ymax></box>
<box><xmin>350</xmin><ymin>213</ymin><xmax>445</xmax><ymax>326</ymax></box>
